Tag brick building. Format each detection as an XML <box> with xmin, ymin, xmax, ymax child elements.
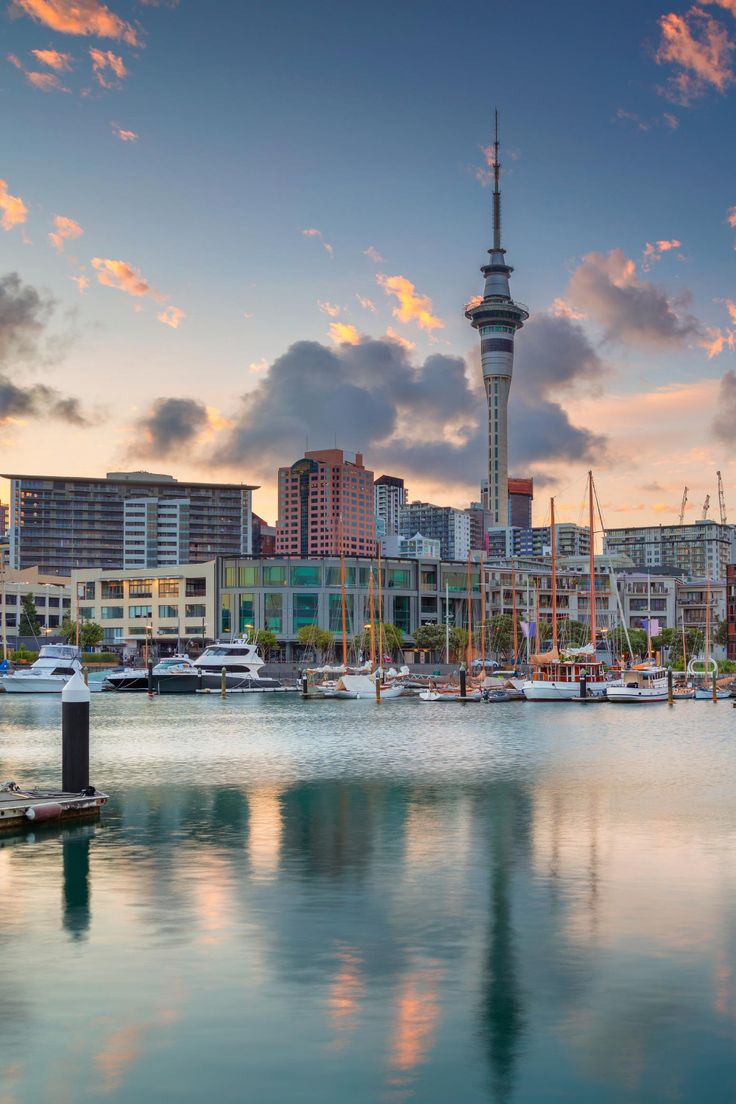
<box><xmin>275</xmin><ymin>449</ymin><xmax>376</xmax><ymax>557</ymax></box>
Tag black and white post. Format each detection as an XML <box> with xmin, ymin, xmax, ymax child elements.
<box><xmin>62</xmin><ymin>670</ymin><xmax>90</xmax><ymax>793</ymax></box>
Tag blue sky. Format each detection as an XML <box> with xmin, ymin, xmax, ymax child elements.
<box><xmin>1</xmin><ymin>0</ymin><xmax>735</xmax><ymax>524</ymax></box>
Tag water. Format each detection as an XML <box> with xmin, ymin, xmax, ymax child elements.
<box><xmin>1</xmin><ymin>694</ymin><xmax>736</xmax><ymax>1103</ymax></box>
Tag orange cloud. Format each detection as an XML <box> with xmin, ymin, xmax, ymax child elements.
<box><xmin>11</xmin><ymin>0</ymin><xmax>140</xmax><ymax>45</ymax></box>
<box><xmin>49</xmin><ymin>214</ymin><xmax>83</xmax><ymax>252</ymax></box>
<box><xmin>92</xmin><ymin>257</ymin><xmax>154</xmax><ymax>297</ymax></box>
<box><xmin>656</xmin><ymin>8</ymin><xmax>735</xmax><ymax>103</ymax></box>
<box><xmin>385</xmin><ymin>327</ymin><xmax>416</xmax><ymax>352</ymax></box>
<box><xmin>702</xmin><ymin>0</ymin><xmax>736</xmax><ymax>14</ymax></box>
<box><xmin>7</xmin><ymin>53</ymin><xmax>23</xmax><ymax>68</ymax></box>
<box><xmin>113</xmin><ymin>126</ymin><xmax>138</xmax><ymax>141</ymax></box>
<box><xmin>355</xmin><ymin>293</ymin><xmax>376</xmax><ymax>311</ymax></box>
<box><xmin>464</xmin><ymin>293</ymin><xmax>483</xmax><ymax>312</ymax></box>
<box><xmin>248</xmin><ymin>358</ymin><xmax>268</xmax><ymax>375</ymax></box>
<box><xmin>725</xmin><ymin>299</ymin><xmax>736</xmax><ymax>323</ymax></box>
<box><xmin>89</xmin><ymin>46</ymin><xmax>126</xmax><ymax>87</ymax></box>
<box><xmin>642</xmin><ymin>238</ymin><xmax>683</xmax><ymax>269</ymax></box>
<box><xmin>26</xmin><ymin>69</ymin><xmax>68</xmax><ymax>91</ymax></box>
<box><xmin>376</xmin><ymin>273</ymin><xmax>444</xmax><ymax>332</ymax></box>
<box><xmin>363</xmin><ymin>245</ymin><xmax>385</xmax><ymax>264</ymax></box>
<box><xmin>699</xmin><ymin>326</ymin><xmax>735</xmax><ymax>357</ymax></box>
<box><xmin>727</xmin><ymin>205</ymin><xmax>736</xmax><ymax>227</ymax></box>
<box><xmin>157</xmin><ymin>305</ymin><xmax>185</xmax><ymax>329</ymax></box>
<box><xmin>318</xmin><ymin>300</ymin><xmax>340</xmax><ymax>317</ymax></box>
<box><xmin>301</xmin><ymin>227</ymin><xmax>333</xmax><ymax>257</ymax></box>
<box><xmin>551</xmin><ymin>296</ymin><xmax>586</xmax><ymax>320</ymax></box>
<box><xmin>70</xmin><ymin>273</ymin><xmax>89</xmax><ymax>293</ymax></box>
<box><xmin>328</xmin><ymin>322</ymin><xmax>360</xmax><ymax>345</ymax></box>
<box><xmin>0</xmin><ymin>179</ymin><xmax>28</xmax><ymax>231</ymax></box>
<box><xmin>30</xmin><ymin>47</ymin><xmax>72</xmax><ymax>69</ymax></box>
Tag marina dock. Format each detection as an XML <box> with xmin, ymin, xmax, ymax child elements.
<box><xmin>0</xmin><ymin>786</ymin><xmax>106</xmax><ymax>831</ymax></box>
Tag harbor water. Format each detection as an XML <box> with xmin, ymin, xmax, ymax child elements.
<box><xmin>1</xmin><ymin>694</ymin><xmax>736</xmax><ymax>1102</ymax></box>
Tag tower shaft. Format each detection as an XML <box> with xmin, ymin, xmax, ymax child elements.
<box><xmin>465</xmin><ymin>111</ymin><xmax>528</xmax><ymax>528</ymax></box>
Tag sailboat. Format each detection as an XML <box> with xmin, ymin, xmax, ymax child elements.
<box><xmin>607</xmin><ymin>573</ymin><xmax>669</xmax><ymax>702</ymax></box>
<box><xmin>522</xmin><ymin>480</ymin><xmax>611</xmax><ymax>701</ymax></box>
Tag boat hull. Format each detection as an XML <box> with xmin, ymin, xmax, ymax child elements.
<box><xmin>105</xmin><ymin>672</ymin><xmax>284</xmax><ymax>693</ymax></box>
<box><xmin>1</xmin><ymin>676</ymin><xmax>73</xmax><ymax>694</ymax></box>
<box><xmin>606</xmin><ymin>687</ymin><xmax>668</xmax><ymax>703</ymax></box>
<box><xmin>522</xmin><ymin>680</ymin><xmax>608</xmax><ymax>701</ymax></box>
<box><xmin>693</xmin><ymin>688</ymin><xmax>731</xmax><ymax>700</ymax></box>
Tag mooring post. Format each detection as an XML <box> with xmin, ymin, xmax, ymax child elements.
<box><xmin>667</xmin><ymin>667</ymin><xmax>673</xmax><ymax>705</ymax></box>
<box><xmin>147</xmin><ymin>659</ymin><xmax>154</xmax><ymax>697</ymax></box>
<box><xmin>301</xmin><ymin>673</ymin><xmax>309</xmax><ymax>698</ymax></box>
<box><xmin>62</xmin><ymin>671</ymin><xmax>90</xmax><ymax>793</ymax></box>
<box><xmin>197</xmin><ymin>668</ymin><xmax>203</xmax><ymax>693</ymax></box>
<box><xmin>221</xmin><ymin>665</ymin><xmax>227</xmax><ymax>698</ymax></box>
<box><xmin>712</xmin><ymin>669</ymin><xmax>718</xmax><ymax>703</ymax></box>
<box><xmin>580</xmin><ymin>672</ymin><xmax>587</xmax><ymax>699</ymax></box>
<box><xmin>82</xmin><ymin>665</ymin><xmax>89</xmax><ymax>687</ymax></box>
<box><xmin>459</xmin><ymin>665</ymin><xmax>467</xmax><ymax>700</ymax></box>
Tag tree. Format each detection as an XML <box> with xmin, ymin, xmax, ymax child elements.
<box><xmin>19</xmin><ymin>593</ymin><xmax>41</xmax><ymax>637</ymax></box>
<box><xmin>60</xmin><ymin>617</ymin><xmax>103</xmax><ymax>650</ymax></box>
<box><xmin>253</xmin><ymin>629</ymin><xmax>279</xmax><ymax>657</ymax></box>
<box><xmin>353</xmin><ymin>623</ymin><xmax>404</xmax><ymax>658</ymax></box>
<box><xmin>413</xmin><ymin>624</ymin><xmax>446</xmax><ymax>654</ymax></box>
<box><xmin>487</xmin><ymin>614</ymin><xmax>514</xmax><ymax>656</ymax></box>
<box><xmin>715</xmin><ymin>619</ymin><xmax>728</xmax><ymax>647</ymax></box>
<box><xmin>448</xmin><ymin>626</ymin><xmax>468</xmax><ymax>661</ymax></box>
<box><xmin>609</xmin><ymin>627</ymin><xmax>648</xmax><ymax>659</ymax></box>
<box><xmin>559</xmin><ymin>618</ymin><xmax>588</xmax><ymax>647</ymax></box>
<box><xmin>296</xmin><ymin>624</ymin><xmax>333</xmax><ymax>658</ymax></box>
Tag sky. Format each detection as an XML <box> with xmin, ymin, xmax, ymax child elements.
<box><xmin>1</xmin><ymin>0</ymin><xmax>735</xmax><ymax>528</ymax></box>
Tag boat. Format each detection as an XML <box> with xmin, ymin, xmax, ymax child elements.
<box><xmin>192</xmin><ymin>637</ymin><xmax>286</xmax><ymax>691</ymax></box>
<box><xmin>418</xmin><ymin>687</ymin><xmax>482</xmax><ymax>702</ymax></box>
<box><xmin>0</xmin><ymin>644</ymin><xmax>82</xmax><ymax>694</ymax></box>
<box><xmin>688</xmin><ymin>571</ymin><xmax>730</xmax><ymax>699</ymax></box>
<box><xmin>672</xmin><ymin>686</ymin><xmax>696</xmax><ymax>701</ymax></box>
<box><xmin>606</xmin><ymin>663</ymin><xmax>669</xmax><ymax>703</ymax></box>
<box><xmin>321</xmin><ymin>673</ymin><xmax>405</xmax><ymax>699</ymax></box>
<box><xmin>693</xmin><ymin>684</ymin><xmax>731</xmax><ymax>701</ymax></box>
<box><xmin>103</xmin><ymin>654</ymin><xmax>197</xmax><ymax>693</ymax></box>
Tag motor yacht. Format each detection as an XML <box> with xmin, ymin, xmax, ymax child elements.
<box><xmin>1</xmin><ymin>644</ymin><xmax>82</xmax><ymax>694</ymax></box>
<box><xmin>103</xmin><ymin>655</ymin><xmax>197</xmax><ymax>693</ymax></box>
<box><xmin>521</xmin><ymin>646</ymin><xmax>613</xmax><ymax>701</ymax></box>
<box><xmin>606</xmin><ymin>664</ymin><xmax>669</xmax><ymax>703</ymax></box>
<box><xmin>192</xmin><ymin>637</ymin><xmax>286</xmax><ymax>691</ymax></box>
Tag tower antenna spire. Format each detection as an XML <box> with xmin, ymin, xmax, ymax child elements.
<box><xmin>492</xmin><ymin>108</ymin><xmax>502</xmax><ymax>251</ymax></box>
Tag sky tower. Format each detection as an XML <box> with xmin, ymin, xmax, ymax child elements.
<box><xmin>465</xmin><ymin>111</ymin><xmax>529</xmax><ymax>528</ymax></box>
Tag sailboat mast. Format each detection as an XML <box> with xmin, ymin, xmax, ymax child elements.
<box><xmin>480</xmin><ymin>563</ymin><xmax>486</xmax><ymax>674</ymax></box>
<box><xmin>512</xmin><ymin>559</ymin><xmax>518</xmax><ymax>661</ymax></box>
<box><xmin>681</xmin><ymin>607</ymin><xmax>687</xmax><ymax>671</ymax></box>
<box><xmin>647</xmin><ymin>573</ymin><xmax>652</xmax><ymax>659</ymax></box>
<box><xmin>376</xmin><ymin>542</ymin><xmax>384</xmax><ymax>671</ymax></box>
<box><xmin>550</xmin><ymin>498</ymin><xmax>558</xmax><ymax>652</ymax></box>
<box><xmin>445</xmin><ymin>579</ymin><xmax>450</xmax><ymax>665</ymax></box>
<box><xmin>368</xmin><ymin>570</ymin><xmax>376</xmax><ymax>672</ymax></box>
<box><xmin>339</xmin><ymin>516</ymin><xmax>348</xmax><ymax>667</ymax></box>
<box><xmin>466</xmin><ymin>553</ymin><xmax>473</xmax><ymax>671</ymax></box>
<box><xmin>705</xmin><ymin>568</ymin><xmax>711</xmax><ymax>670</ymax></box>
<box><xmin>588</xmin><ymin>471</ymin><xmax>596</xmax><ymax>652</ymax></box>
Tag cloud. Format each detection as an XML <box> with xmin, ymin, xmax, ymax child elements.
<box><xmin>551</xmin><ymin>297</ymin><xmax>586</xmax><ymax>320</ymax></box>
<box><xmin>25</xmin><ymin>69</ymin><xmax>69</xmax><ymax>91</ymax></box>
<box><xmin>614</xmin><ymin>108</ymin><xmax>680</xmax><ymax>130</ymax></box>
<box><xmin>727</xmin><ymin>205</ymin><xmax>736</xmax><ymax>227</ymax></box>
<box><xmin>712</xmin><ymin>370</ymin><xmax>736</xmax><ymax>443</ymax></box>
<box><xmin>376</xmin><ymin>273</ymin><xmax>444</xmax><ymax>333</ymax></box>
<box><xmin>655</xmin><ymin>7</ymin><xmax>735</xmax><ymax>103</ymax></box>
<box><xmin>641</xmin><ymin>238</ymin><xmax>682</xmax><ymax>270</ymax></box>
<box><xmin>70</xmin><ymin>273</ymin><xmax>89</xmax><ymax>293</ymax></box>
<box><xmin>89</xmin><ymin>47</ymin><xmax>126</xmax><ymax>87</ymax></box>
<box><xmin>699</xmin><ymin>326</ymin><xmax>735</xmax><ymax>357</ymax></box>
<box><xmin>0</xmin><ymin>271</ymin><xmax>91</xmax><ymax>425</ymax></box>
<box><xmin>328</xmin><ymin>322</ymin><xmax>360</xmax><ymax>345</ymax></box>
<box><xmin>355</xmin><ymin>294</ymin><xmax>376</xmax><ymax>312</ymax></box>
<box><xmin>317</xmin><ymin>300</ymin><xmax>340</xmax><ymax>317</ymax></box>
<box><xmin>30</xmin><ymin>47</ymin><xmax>72</xmax><ymax>69</ymax></box>
<box><xmin>157</xmin><ymin>305</ymin><xmax>185</xmax><ymax>328</ymax></box>
<box><xmin>725</xmin><ymin>299</ymin><xmax>736</xmax><ymax>323</ymax></box>
<box><xmin>135</xmin><ymin>397</ymin><xmax>208</xmax><ymax>457</ymax></box>
<box><xmin>91</xmin><ymin>257</ymin><xmax>155</xmax><ymax>297</ymax></box>
<box><xmin>49</xmin><ymin>214</ymin><xmax>83</xmax><ymax>252</ymax></box>
<box><xmin>363</xmin><ymin>245</ymin><xmax>385</xmax><ymax>264</ymax></box>
<box><xmin>567</xmin><ymin>248</ymin><xmax>701</xmax><ymax>349</ymax></box>
<box><xmin>113</xmin><ymin>127</ymin><xmax>138</xmax><ymax>141</ymax></box>
<box><xmin>301</xmin><ymin>227</ymin><xmax>333</xmax><ymax>257</ymax></box>
<box><xmin>7</xmin><ymin>53</ymin><xmax>23</xmax><ymax>68</ymax></box>
<box><xmin>0</xmin><ymin>180</ymin><xmax>28</xmax><ymax>231</ymax></box>
<box><xmin>10</xmin><ymin>0</ymin><xmax>140</xmax><ymax>46</ymax></box>
<box><xmin>385</xmin><ymin>327</ymin><xmax>415</xmax><ymax>352</ymax></box>
<box><xmin>206</xmin><ymin>324</ymin><xmax>604</xmax><ymax>486</ymax></box>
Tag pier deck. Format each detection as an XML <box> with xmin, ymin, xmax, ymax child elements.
<box><xmin>0</xmin><ymin>788</ymin><xmax>107</xmax><ymax>831</ymax></box>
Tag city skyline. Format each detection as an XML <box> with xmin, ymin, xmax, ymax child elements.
<box><xmin>1</xmin><ymin>0</ymin><xmax>735</xmax><ymax>528</ymax></box>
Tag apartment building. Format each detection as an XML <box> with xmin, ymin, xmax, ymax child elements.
<box><xmin>398</xmin><ymin>503</ymin><xmax>471</xmax><ymax>561</ymax></box>
<box><xmin>0</xmin><ymin>567</ymin><xmax>71</xmax><ymax>645</ymax></box>
<box><xmin>603</xmin><ymin>520</ymin><xmax>734</xmax><ymax>580</ymax></box>
<box><xmin>276</xmin><ymin>450</ymin><xmax>376</xmax><ymax>557</ymax></box>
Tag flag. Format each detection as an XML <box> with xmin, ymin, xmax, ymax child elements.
<box><xmin>521</xmin><ymin>620</ymin><xmax>536</xmax><ymax>639</ymax></box>
<box><xmin>641</xmin><ymin>618</ymin><xmax>660</xmax><ymax>635</ymax></box>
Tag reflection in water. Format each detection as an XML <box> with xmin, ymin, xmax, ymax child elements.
<box><xmin>62</xmin><ymin>830</ymin><xmax>92</xmax><ymax>940</ymax></box>
<box><xmin>326</xmin><ymin>945</ymin><xmax>363</xmax><ymax>1050</ymax></box>
<box><xmin>247</xmin><ymin>786</ymin><xmax>284</xmax><ymax>880</ymax></box>
<box><xmin>386</xmin><ymin>962</ymin><xmax>443</xmax><ymax>1099</ymax></box>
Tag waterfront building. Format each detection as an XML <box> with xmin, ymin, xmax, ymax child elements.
<box><xmin>218</xmin><ymin>555</ymin><xmax>481</xmax><ymax>657</ymax></box>
<box><xmin>484</xmin><ymin>558</ymin><xmax>619</xmax><ymax>636</ymax></box>
<box><xmin>487</xmin><ymin>523</ymin><xmax>590</xmax><ymax>560</ymax></box>
<box><xmin>465</xmin><ymin>114</ymin><xmax>529</xmax><ymax>527</ymax></box>
<box><xmin>676</xmin><ymin>578</ymin><xmax>727</xmax><ymax>636</ymax></box>
<box><xmin>275</xmin><ymin>449</ymin><xmax>376</xmax><ymax>558</ymax></box>
<box><xmin>398</xmin><ymin>502</ymin><xmax>471</xmax><ymax>562</ymax></box>
<box><xmin>727</xmin><ymin>563</ymin><xmax>736</xmax><ymax>660</ymax></box>
<box><xmin>374</xmin><ymin>475</ymin><xmax>407</xmax><ymax>537</ymax></box>
<box><xmin>508</xmin><ymin>478</ymin><xmax>533</xmax><ymax>528</ymax></box>
<box><xmin>617</xmin><ymin>574</ymin><xmax>677</xmax><ymax>632</ymax></box>
<box><xmin>4</xmin><ymin>471</ymin><xmax>255</xmax><ymax>577</ymax></box>
<box><xmin>603</xmin><ymin>520</ymin><xmax>734</xmax><ymax>581</ymax></box>
<box><xmin>380</xmin><ymin>532</ymin><xmax>441</xmax><ymax>559</ymax></box>
<box><xmin>466</xmin><ymin>501</ymin><xmax>494</xmax><ymax>552</ymax></box>
<box><xmin>252</xmin><ymin>514</ymin><xmax>276</xmax><ymax>556</ymax></box>
<box><xmin>70</xmin><ymin>561</ymin><xmax>216</xmax><ymax>649</ymax></box>
<box><xmin>0</xmin><ymin>567</ymin><xmax>71</xmax><ymax>646</ymax></box>
<box><xmin>0</xmin><ymin>502</ymin><xmax>7</xmax><ymax>537</ymax></box>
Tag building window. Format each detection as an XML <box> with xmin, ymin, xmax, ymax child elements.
<box><xmin>101</xmin><ymin>606</ymin><xmax>125</xmax><ymax>619</ymax></box>
<box><xmin>185</xmin><ymin>604</ymin><xmax>206</xmax><ymax>619</ymax></box>
<box><xmin>81</xmin><ymin>581</ymin><xmax>95</xmax><ymax>600</ymax></box>
<box><xmin>291</xmin><ymin>565</ymin><xmax>322</xmax><ymax>587</ymax></box>
<box><xmin>262</xmin><ymin>565</ymin><xmax>288</xmax><ymax>586</ymax></box>
<box><xmin>326</xmin><ymin>565</ymin><xmax>356</xmax><ymax>587</ymax></box>
<box><xmin>129</xmin><ymin>579</ymin><xmax>153</xmax><ymax>598</ymax></box>
<box><xmin>158</xmin><ymin>605</ymin><xmax>178</xmax><ymax>618</ymax></box>
<box><xmin>129</xmin><ymin>605</ymin><xmax>153</xmax><ymax>619</ymax></box>
<box><xmin>387</xmin><ymin>568</ymin><xmax>411</xmax><ymax>589</ymax></box>
<box><xmin>78</xmin><ymin>606</ymin><xmax>95</xmax><ymax>620</ymax></box>
<box><xmin>393</xmin><ymin>595</ymin><xmax>411</xmax><ymax>633</ymax></box>
<box><xmin>101</xmin><ymin>581</ymin><xmax>124</xmax><ymax>599</ymax></box>
<box><xmin>185</xmin><ymin>578</ymin><xmax>207</xmax><ymax>597</ymax></box>
<box><xmin>329</xmin><ymin>593</ymin><xmax>353</xmax><ymax>634</ymax></box>
<box><xmin>238</xmin><ymin>593</ymin><xmax>254</xmax><ymax>632</ymax></box>
<box><xmin>158</xmin><ymin>579</ymin><xmax>180</xmax><ymax>597</ymax></box>
<box><xmin>264</xmin><ymin>593</ymin><xmax>283</xmax><ymax>633</ymax></box>
<box><xmin>293</xmin><ymin>593</ymin><xmax>318</xmax><ymax>631</ymax></box>
<box><xmin>221</xmin><ymin>594</ymin><xmax>231</xmax><ymax>635</ymax></box>
<box><xmin>239</xmin><ymin>565</ymin><xmax>260</xmax><ymax>587</ymax></box>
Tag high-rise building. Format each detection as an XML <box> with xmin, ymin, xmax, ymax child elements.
<box><xmin>275</xmin><ymin>449</ymin><xmax>376</xmax><ymax>557</ymax></box>
<box><xmin>508</xmin><ymin>477</ymin><xmax>533</xmax><ymax>528</ymax></box>
<box><xmin>603</xmin><ymin>520</ymin><xmax>734</xmax><ymax>580</ymax></box>
<box><xmin>398</xmin><ymin>502</ymin><xmax>470</xmax><ymax>561</ymax></box>
<box><xmin>487</xmin><ymin>523</ymin><xmax>590</xmax><ymax>559</ymax></box>
<box><xmin>0</xmin><ymin>503</ymin><xmax>8</xmax><ymax>537</ymax></box>
<box><xmin>727</xmin><ymin>563</ymin><xmax>736</xmax><ymax>660</ymax></box>
<box><xmin>374</xmin><ymin>475</ymin><xmax>407</xmax><ymax>537</ymax></box>
<box><xmin>4</xmin><ymin>471</ymin><xmax>255</xmax><ymax>576</ymax></box>
<box><xmin>465</xmin><ymin>113</ymin><xmax>529</xmax><ymax>527</ymax></box>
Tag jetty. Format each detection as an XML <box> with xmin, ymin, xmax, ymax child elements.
<box><xmin>0</xmin><ymin>784</ymin><xmax>106</xmax><ymax>831</ymax></box>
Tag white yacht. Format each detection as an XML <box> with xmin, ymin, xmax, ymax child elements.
<box><xmin>192</xmin><ymin>637</ymin><xmax>286</xmax><ymax>691</ymax></box>
<box><xmin>606</xmin><ymin>664</ymin><xmax>669</xmax><ymax>703</ymax></box>
<box><xmin>1</xmin><ymin>644</ymin><xmax>82</xmax><ymax>694</ymax></box>
<box><xmin>103</xmin><ymin>655</ymin><xmax>197</xmax><ymax>693</ymax></box>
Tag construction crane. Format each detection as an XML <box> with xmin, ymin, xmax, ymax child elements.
<box><xmin>701</xmin><ymin>493</ymin><xmax>710</xmax><ymax>521</ymax></box>
<box><xmin>717</xmin><ymin>470</ymin><xmax>727</xmax><ymax>525</ymax></box>
<box><xmin>678</xmin><ymin>486</ymin><xmax>688</xmax><ymax>525</ymax></box>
